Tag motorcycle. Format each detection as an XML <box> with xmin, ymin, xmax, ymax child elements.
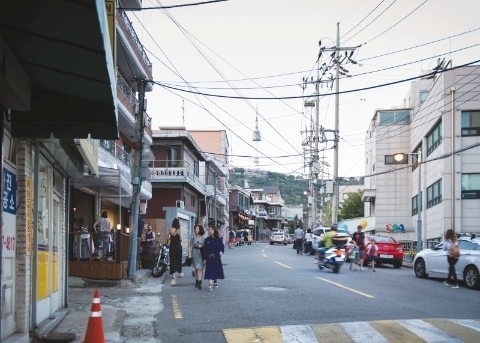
<box><xmin>152</xmin><ymin>233</ymin><xmax>170</xmax><ymax>278</ymax></box>
<box><xmin>315</xmin><ymin>245</ymin><xmax>345</xmax><ymax>273</ymax></box>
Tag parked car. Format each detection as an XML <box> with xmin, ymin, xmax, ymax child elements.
<box><xmin>270</xmin><ymin>232</ymin><xmax>288</xmax><ymax>245</ymax></box>
<box><xmin>413</xmin><ymin>236</ymin><xmax>480</xmax><ymax>289</ymax></box>
<box><xmin>285</xmin><ymin>234</ymin><xmax>293</xmax><ymax>244</ymax></box>
<box><xmin>363</xmin><ymin>235</ymin><xmax>404</xmax><ymax>268</ymax></box>
<box><xmin>311</xmin><ymin>226</ymin><xmax>350</xmax><ymax>251</ymax></box>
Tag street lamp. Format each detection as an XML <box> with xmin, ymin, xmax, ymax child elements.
<box><xmin>394</xmin><ymin>151</ymin><xmax>422</xmax><ymax>252</ymax></box>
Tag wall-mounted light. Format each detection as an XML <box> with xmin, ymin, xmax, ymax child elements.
<box><xmin>117</xmin><ymin>224</ymin><xmax>121</xmax><ymax>231</ymax></box>
<box><xmin>125</xmin><ymin>227</ymin><xmax>130</xmax><ymax>234</ymax></box>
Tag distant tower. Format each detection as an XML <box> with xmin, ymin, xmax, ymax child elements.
<box><xmin>252</xmin><ymin>105</ymin><xmax>261</xmax><ymax>169</ymax></box>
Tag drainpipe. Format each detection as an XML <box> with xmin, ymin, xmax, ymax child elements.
<box><xmin>31</xmin><ymin>141</ymin><xmax>40</xmax><ymax>330</ymax></box>
<box><xmin>451</xmin><ymin>68</ymin><xmax>456</xmax><ymax>232</ymax></box>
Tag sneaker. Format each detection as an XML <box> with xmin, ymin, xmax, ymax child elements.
<box><xmin>209</xmin><ymin>285</ymin><xmax>213</xmax><ymax>292</ymax></box>
<box><xmin>360</xmin><ymin>267</ymin><xmax>364</xmax><ymax>271</ymax></box>
<box><xmin>443</xmin><ymin>281</ymin><xmax>450</xmax><ymax>286</ymax></box>
<box><xmin>214</xmin><ymin>282</ymin><xmax>218</xmax><ymax>288</ymax></box>
<box><xmin>179</xmin><ymin>273</ymin><xmax>184</xmax><ymax>278</ymax></box>
<box><xmin>452</xmin><ymin>285</ymin><xmax>459</xmax><ymax>289</ymax></box>
<box><xmin>372</xmin><ymin>269</ymin><xmax>376</xmax><ymax>272</ymax></box>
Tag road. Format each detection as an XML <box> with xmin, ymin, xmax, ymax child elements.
<box><xmin>152</xmin><ymin>242</ymin><xmax>480</xmax><ymax>343</ymax></box>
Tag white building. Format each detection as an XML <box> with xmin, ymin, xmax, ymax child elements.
<box><xmin>362</xmin><ymin>65</ymin><xmax>480</xmax><ymax>246</ymax></box>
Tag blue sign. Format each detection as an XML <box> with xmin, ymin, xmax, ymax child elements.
<box><xmin>3</xmin><ymin>167</ymin><xmax>16</xmax><ymax>215</ymax></box>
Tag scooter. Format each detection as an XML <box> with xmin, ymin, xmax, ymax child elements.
<box><xmin>152</xmin><ymin>233</ymin><xmax>170</xmax><ymax>278</ymax></box>
<box><xmin>315</xmin><ymin>246</ymin><xmax>345</xmax><ymax>274</ymax></box>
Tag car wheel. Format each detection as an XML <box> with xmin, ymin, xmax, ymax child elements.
<box><xmin>464</xmin><ymin>265</ymin><xmax>480</xmax><ymax>289</ymax></box>
<box><xmin>414</xmin><ymin>258</ymin><xmax>428</xmax><ymax>278</ymax></box>
<box><xmin>393</xmin><ymin>261</ymin><xmax>402</xmax><ymax>269</ymax></box>
<box><xmin>270</xmin><ymin>242</ymin><xmax>273</xmax><ymax>245</ymax></box>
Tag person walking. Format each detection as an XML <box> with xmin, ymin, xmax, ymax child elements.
<box><xmin>169</xmin><ymin>218</ymin><xmax>183</xmax><ymax>279</ymax></box>
<box><xmin>347</xmin><ymin>240</ymin><xmax>358</xmax><ymax>271</ymax></box>
<box><xmin>443</xmin><ymin>229</ymin><xmax>460</xmax><ymax>288</ymax></box>
<box><xmin>352</xmin><ymin>225</ymin><xmax>366</xmax><ymax>271</ymax></box>
<box><xmin>235</xmin><ymin>230</ymin><xmax>242</xmax><ymax>246</ymax></box>
<box><xmin>93</xmin><ymin>211</ymin><xmax>111</xmax><ymax>258</ymax></box>
<box><xmin>189</xmin><ymin>224</ymin><xmax>206</xmax><ymax>289</ymax></box>
<box><xmin>368</xmin><ymin>239</ymin><xmax>378</xmax><ymax>272</ymax></box>
<box><xmin>145</xmin><ymin>225</ymin><xmax>155</xmax><ymax>247</ymax></box>
<box><xmin>243</xmin><ymin>229</ymin><xmax>249</xmax><ymax>246</ymax></box>
<box><xmin>228</xmin><ymin>228</ymin><xmax>235</xmax><ymax>249</ymax></box>
<box><xmin>304</xmin><ymin>228</ymin><xmax>313</xmax><ymax>255</ymax></box>
<box><xmin>294</xmin><ymin>226</ymin><xmax>304</xmax><ymax>255</ymax></box>
<box><xmin>203</xmin><ymin>225</ymin><xmax>225</xmax><ymax>291</ymax></box>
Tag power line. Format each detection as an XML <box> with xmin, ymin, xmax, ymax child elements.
<box><xmin>341</xmin><ymin>0</ymin><xmax>386</xmax><ymax>39</ymax></box>
<box><xmin>119</xmin><ymin>0</ymin><xmax>227</xmax><ymax>10</ymax></box>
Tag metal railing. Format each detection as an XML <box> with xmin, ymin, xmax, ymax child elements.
<box><xmin>117</xmin><ymin>72</ymin><xmax>137</xmax><ymax>107</ymax></box>
<box><xmin>118</xmin><ymin>9</ymin><xmax>152</xmax><ymax>72</ymax></box>
<box><xmin>399</xmin><ymin>238</ymin><xmax>442</xmax><ymax>263</ymax></box>
<box><xmin>100</xmin><ymin>140</ymin><xmax>132</xmax><ymax>167</ymax></box>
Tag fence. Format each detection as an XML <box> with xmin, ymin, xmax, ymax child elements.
<box><xmin>399</xmin><ymin>237</ymin><xmax>442</xmax><ymax>263</ymax></box>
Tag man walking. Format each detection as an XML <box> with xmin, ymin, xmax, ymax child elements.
<box><xmin>294</xmin><ymin>226</ymin><xmax>304</xmax><ymax>255</ymax></box>
<box><xmin>352</xmin><ymin>225</ymin><xmax>365</xmax><ymax>271</ymax></box>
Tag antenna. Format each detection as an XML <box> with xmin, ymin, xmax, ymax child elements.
<box><xmin>252</xmin><ymin>104</ymin><xmax>261</xmax><ymax>170</ymax></box>
<box><xmin>182</xmin><ymin>99</ymin><xmax>185</xmax><ymax>126</ymax></box>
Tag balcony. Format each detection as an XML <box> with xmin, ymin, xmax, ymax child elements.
<box><xmin>150</xmin><ymin>160</ymin><xmax>206</xmax><ymax>195</ymax></box>
<box><xmin>100</xmin><ymin>140</ymin><xmax>132</xmax><ymax>168</ymax></box>
<box><xmin>206</xmin><ymin>185</ymin><xmax>227</xmax><ymax>206</ymax></box>
<box><xmin>117</xmin><ymin>72</ymin><xmax>137</xmax><ymax>113</ymax></box>
<box><xmin>116</xmin><ymin>9</ymin><xmax>153</xmax><ymax>83</ymax></box>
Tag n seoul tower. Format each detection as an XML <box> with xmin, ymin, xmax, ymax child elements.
<box><xmin>252</xmin><ymin>105</ymin><xmax>261</xmax><ymax>169</ymax></box>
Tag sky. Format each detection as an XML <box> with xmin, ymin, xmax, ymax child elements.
<box><xmin>128</xmin><ymin>0</ymin><xmax>480</xmax><ymax>179</ymax></box>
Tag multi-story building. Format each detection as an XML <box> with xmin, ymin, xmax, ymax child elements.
<box><xmin>0</xmin><ymin>1</ymin><xmax>125</xmax><ymax>341</ymax></box>
<box><xmin>229</xmin><ymin>185</ymin><xmax>256</xmax><ymax>237</ymax></box>
<box><xmin>363</xmin><ymin>66</ymin><xmax>480</xmax><ymax>246</ymax></box>
<box><xmin>146</xmin><ymin>127</ymin><xmax>228</xmax><ymax>254</ymax></box>
<box><xmin>248</xmin><ymin>186</ymin><xmax>285</xmax><ymax>241</ymax></box>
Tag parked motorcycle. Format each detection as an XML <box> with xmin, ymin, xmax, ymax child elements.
<box><xmin>315</xmin><ymin>246</ymin><xmax>345</xmax><ymax>273</ymax></box>
<box><xmin>152</xmin><ymin>233</ymin><xmax>169</xmax><ymax>278</ymax></box>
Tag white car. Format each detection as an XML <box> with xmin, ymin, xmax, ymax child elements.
<box><xmin>413</xmin><ymin>236</ymin><xmax>480</xmax><ymax>289</ymax></box>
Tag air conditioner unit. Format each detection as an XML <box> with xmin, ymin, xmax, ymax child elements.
<box><xmin>134</xmin><ymin>101</ymin><xmax>140</xmax><ymax>115</ymax></box>
<box><xmin>176</xmin><ymin>200</ymin><xmax>185</xmax><ymax>209</ymax></box>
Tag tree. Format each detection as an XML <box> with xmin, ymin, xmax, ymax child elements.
<box><xmin>322</xmin><ymin>202</ymin><xmax>332</xmax><ymax>227</ymax></box>
<box><xmin>338</xmin><ymin>190</ymin><xmax>364</xmax><ymax>221</ymax></box>
<box><xmin>288</xmin><ymin>215</ymin><xmax>303</xmax><ymax>234</ymax></box>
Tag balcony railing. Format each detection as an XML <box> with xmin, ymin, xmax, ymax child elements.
<box><xmin>100</xmin><ymin>140</ymin><xmax>132</xmax><ymax>167</ymax></box>
<box><xmin>118</xmin><ymin>9</ymin><xmax>152</xmax><ymax>72</ymax></box>
<box><xmin>117</xmin><ymin>72</ymin><xmax>137</xmax><ymax>108</ymax></box>
<box><xmin>150</xmin><ymin>160</ymin><xmax>206</xmax><ymax>194</ymax></box>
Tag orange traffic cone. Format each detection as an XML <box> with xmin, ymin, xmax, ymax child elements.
<box><xmin>83</xmin><ymin>290</ymin><xmax>106</xmax><ymax>343</ymax></box>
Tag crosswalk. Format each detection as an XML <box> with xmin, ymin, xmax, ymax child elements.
<box><xmin>223</xmin><ymin>318</ymin><xmax>480</xmax><ymax>343</ymax></box>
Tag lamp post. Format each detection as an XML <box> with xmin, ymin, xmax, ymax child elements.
<box><xmin>394</xmin><ymin>151</ymin><xmax>422</xmax><ymax>252</ymax></box>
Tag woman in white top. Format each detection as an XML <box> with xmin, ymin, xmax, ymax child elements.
<box><xmin>304</xmin><ymin>228</ymin><xmax>314</xmax><ymax>255</ymax></box>
<box><xmin>442</xmin><ymin>229</ymin><xmax>459</xmax><ymax>288</ymax></box>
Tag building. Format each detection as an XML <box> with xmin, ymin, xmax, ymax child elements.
<box><xmin>248</xmin><ymin>186</ymin><xmax>285</xmax><ymax>241</ymax></box>
<box><xmin>0</xmin><ymin>1</ymin><xmax>125</xmax><ymax>341</ymax></box>
<box><xmin>146</xmin><ymin>127</ymin><xmax>228</xmax><ymax>252</ymax></box>
<box><xmin>229</xmin><ymin>185</ymin><xmax>256</xmax><ymax>238</ymax></box>
<box><xmin>363</xmin><ymin>65</ymin><xmax>480</xmax><ymax>246</ymax></box>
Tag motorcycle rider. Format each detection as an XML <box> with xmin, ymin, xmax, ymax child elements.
<box><xmin>317</xmin><ymin>223</ymin><xmax>338</xmax><ymax>260</ymax></box>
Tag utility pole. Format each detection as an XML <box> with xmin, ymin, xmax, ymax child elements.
<box><xmin>213</xmin><ymin>173</ymin><xmax>218</xmax><ymax>226</ymax></box>
<box><xmin>127</xmin><ymin>79</ymin><xmax>147</xmax><ymax>279</ymax></box>
<box><xmin>319</xmin><ymin>23</ymin><xmax>359</xmax><ymax>224</ymax></box>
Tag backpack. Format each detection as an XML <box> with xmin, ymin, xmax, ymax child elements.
<box><xmin>229</xmin><ymin>230</ymin><xmax>235</xmax><ymax>238</ymax></box>
<box><xmin>450</xmin><ymin>244</ymin><xmax>460</xmax><ymax>258</ymax></box>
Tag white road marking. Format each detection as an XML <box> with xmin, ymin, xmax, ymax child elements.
<box><xmin>315</xmin><ymin>277</ymin><xmax>375</xmax><ymax>298</ymax></box>
<box><xmin>339</xmin><ymin>322</ymin><xmax>388</xmax><ymax>343</ymax></box>
<box><xmin>451</xmin><ymin>318</ymin><xmax>480</xmax><ymax>332</ymax></box>
<box><xmin>398</xmin><ymin>319</ymin><xmax>462</xmax><ymax>343</ymax></box>
<box><xmin>275</xmin><ymin>261</ymin><xmax>292</xmax><ymax>269</ymax></box>
<box><xmin>281</xmin><ymin>325</ymin><xmax>317</xmax><ymax>343</ymax></box>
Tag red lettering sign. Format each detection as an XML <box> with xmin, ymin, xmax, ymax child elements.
<box><xmin>2</xmin><ymin>235</ymin><xmax>16</xmax><ymax>251</ymax></box>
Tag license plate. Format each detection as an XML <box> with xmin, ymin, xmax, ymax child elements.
<box><xmin>335</xmin><ymin>257</ymin><xmax>344</xmax><ymax>262</ymax></box>
<box><xmin>380</xmin><ymin>254</ymin><xmax>393</xmax><ymax>258</ymax></box>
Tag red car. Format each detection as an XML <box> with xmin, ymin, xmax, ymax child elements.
<box><xmin>363</xmin><ymin>235</ymin><xmax>403</xmax><ymax>269</ymax></box>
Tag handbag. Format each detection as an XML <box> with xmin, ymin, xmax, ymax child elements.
<box><xmin>183</xmin><ymin>256</ymin><xmax>193</xmax><ymax>267</ymax></box>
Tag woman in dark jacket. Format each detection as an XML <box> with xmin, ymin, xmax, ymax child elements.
<box><xmin>202</xmin><ymin>225</ymin><xmax>225</xmax><ymax>291</ymax></box>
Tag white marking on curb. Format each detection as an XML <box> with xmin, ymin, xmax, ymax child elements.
<box><xmin>281</xmin><ymin>325</ymin><xmax>316</xmax><ymax>343</ymax></box>
<box><xmin>340</xmin><ymin>322</ymin><xmax>388</xmax><ymax>343</ymax></box>
<box><xmin>398</xmin><ymin>319</ymin><xmax>462</xmax><ymax>343</ymax></box>
<box><xmin>451</xmin><ymin>318</ymin><xmax>480</xmax><ymax>332</ymax></box>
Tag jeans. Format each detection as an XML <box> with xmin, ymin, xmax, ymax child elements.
<box><xmin>447</xmin><ymin>256</ymin><xmax>458</xmax><ymax>284</ymax></box>
<box><xmin>295</xmin><ymin>239</ymin><xmax>303</xmax><ymax>254</ymax></box>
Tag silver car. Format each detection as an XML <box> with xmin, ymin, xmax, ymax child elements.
<box><xmin>413</xmin><ymin>236</ymin><xmax>480</xmax><ymax>289</ymax></box>
<box><xmin>270</xmin><ymin>232</ymin><xmax>287</xmax><ymax>245</ymax></box>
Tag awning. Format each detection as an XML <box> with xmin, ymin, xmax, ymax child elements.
<box><xmin>72</xmin><ymin>167</ymin><xmax>132</xmax><ymax>198</ymax></box>
<box><xmin>361</xmin><ymin>189</ymin><xmax>376</xmax><ymax>202</ymax></box>
<box><xmin>0</xmin><ymin>0</ymin><xmax>118</xmax><ymax>139</ymax></box>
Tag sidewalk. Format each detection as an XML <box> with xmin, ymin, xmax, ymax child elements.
<box><xmin>32</xmin><ymin>268</ymin><xmax>154</xmax><ymax>343</ymax></box>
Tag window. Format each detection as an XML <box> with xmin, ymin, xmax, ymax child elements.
<box><xmin>419</xmin><ymin>90</ymin><xmax>429</xmax><ymax>102</ymax></box>
<box><xmin>238</xmin><ymin>193</ymin><xmax>244</xmax><ymax>207</ymax></box>
<box><xmin>268</xmin><ymin>206</ymin><xmax>276</xmax><ymax>214</ymax></box>
<box><xmin>193</xmin><ymin>160</ymin><xmax>199</xmax><ymax>176</ymax></box>
<box><xmin>412</xmin><ymin>146</ymin><xmax>422</xmax><ymax>171</ymax></box>
<box><xmin>427</xmin><ymin>122</ymin><xmax>442</xmax><ymax>156</ymax></box>
<box><xmin>427</xmin><ymin>179</ymin><xmax>442</xmax><ymax>208</ymax></box>
<box><xmin>385</xmin><ymin>154</ymin><xmax>408</xmax><ymax>165</ymax></box>
<box><xmin>378</xmin><ymin>110</ymin><xmax>410</xmax><ymax>125</ymax></box>
<box><xmin>461</xmin><ymin>173</ymin><xmax>480</xmax><ymax>199</ymax></box>
<box><xmin>167</xmin><ymin>147</ymin><xmax>178</xmax><ymax>167</ymax></box>
<box><xmin>412</xmin><ymin>192</ymin><xmax>422</xmax><ymax>216</ymax></box>
<box><xmin>461</xmin><ymin>111</ymin><xmax>480</xmax><ymax>136</ymax></box>
<box><xmin>191</xmin><ymin>195</ymin><xmax>195</xmax><ymax>207</ymax></box>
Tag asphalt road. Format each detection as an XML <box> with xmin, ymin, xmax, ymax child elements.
<box><xmin>155</xmin><ymin>242</ymin><xmax>480</xmax><ymax>343</ymax></box>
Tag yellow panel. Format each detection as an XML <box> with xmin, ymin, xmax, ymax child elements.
<box><xmin>311</xmin><ymin>323</ymin><xmax>354</xmax><ymax>343</ymax></box>
<box><xmin>369</xmin><ymin>320</ymin><xmax>425</xmax><ymax>343</ymax></box>
<box><xmin>26</xmin><ymin>176</ymin><xmax>33</xmax><ymax>256</ymax></box>
<box><xmin>223</xmin><ymin>327</ymin><xmax>282</xmax><ymax>343</ymax></box>
<box><xmin>37</xmin><ymin>251</ymin><xmax>49</xmax><ymax>299</ymax></box>
<box><xmin>105</xmin><ymin>1</ymin><xmax>116</xmax><ymax>68</ymax></box>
